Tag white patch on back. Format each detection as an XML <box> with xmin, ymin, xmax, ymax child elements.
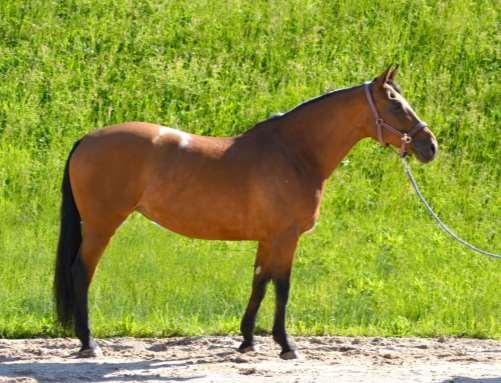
<box><xmin>255</xmin><ymin>266</ymin><xmax>262</xmax><ymax>275</ymax></box>
<box><xmin>149</xmin><ymin>220</ymin><xmax>162</xmax><ymax>228</ymax></box>
<box><xmin>269</xmin><ymin>112</ymin><xmax>284</xmax><ymax>118</ymax></box>
<box><xmin>154</xmin><ymin>126</ymin><xmax>191</xmax><ymax>148</ymax></box>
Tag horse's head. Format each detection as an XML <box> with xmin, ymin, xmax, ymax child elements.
<box><xmin>365</xmin><ymin>66</ymin><xmax>438</xmax><ymax>163</ymax></box>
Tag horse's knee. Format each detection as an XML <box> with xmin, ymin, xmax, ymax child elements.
<box><xmin>273</xmin><ymin>277</ymin><xmax>290</xmax><ymax>300</ymax></box>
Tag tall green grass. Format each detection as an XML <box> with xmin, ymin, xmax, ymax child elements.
<box><xmin>0</xmin><ymin>0</ymin><xmax>499</xmax><ymax>338</ymax></box>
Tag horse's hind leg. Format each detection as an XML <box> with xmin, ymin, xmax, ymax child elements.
<box><xmin>74</xmin><ymin>222</ymin><xmax>122</xmax><ymax>357</ymax></box>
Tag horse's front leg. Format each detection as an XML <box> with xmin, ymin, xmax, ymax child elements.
<box><xmin>272</xmin><ymin>275</ymin><xmax>296</xmax><ymax>359</ymax></box>
<box><xmin>269</xmin><ymin>228</ymin><xmax>299</xmax><ymax>359</ymax></box>
<box><xmin>239</xmin><ymin>227</ymin><xmax>299</xmax><ymax>359</ymax></box>
<box><xmin>239</xmin><ymin>241</ymin><xmax>272</xmax><ymax>353</ymax></box>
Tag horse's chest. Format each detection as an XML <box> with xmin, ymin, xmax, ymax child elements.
<box><xmin>260</xmin><ymin>180</ymin><xmax>324</xmax><ymax>234</ymax></box>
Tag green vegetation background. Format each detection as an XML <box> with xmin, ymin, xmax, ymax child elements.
<box><xmin>0</xmin><ymin>0</ymin><xmax>499</xmax><ymax>338</ymax></box>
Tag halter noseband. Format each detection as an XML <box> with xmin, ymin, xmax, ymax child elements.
<box><xmin>364</xmin><ymin>82</ymin><xmax>427</xmax><ymax>157</ymax></box>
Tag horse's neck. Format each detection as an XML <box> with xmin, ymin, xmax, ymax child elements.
<box><xmin>277</xmin><ymin>85</ymin><xmax>369</xmax><ymax>180</ymax></box>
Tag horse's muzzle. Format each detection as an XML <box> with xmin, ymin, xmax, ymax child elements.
<box><xmin>412</xmin><ymin>137</ymin><xmax>438</xmax><ymax>163</ymax></box>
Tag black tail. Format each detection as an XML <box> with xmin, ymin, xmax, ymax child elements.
<box><xmin>54</xmin><ymin>140</ymin><xmax>82</xmax><ymax>330</ymax></box>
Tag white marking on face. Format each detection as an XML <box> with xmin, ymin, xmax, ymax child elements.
<box><xmin>255</xmin><ymin>266</ymin><xmax>261</xmax><ymax>275</ymax></box>
<box><xmin>155</xmin><ymin>126</ymin><xmax>191</xmax><ymax>148</ymax></box>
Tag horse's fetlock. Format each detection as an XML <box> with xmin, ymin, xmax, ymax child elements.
<box><xmin>272</xmin><ymin>330</ymin><xmax>284</xmax><ymax>343</ymax></box>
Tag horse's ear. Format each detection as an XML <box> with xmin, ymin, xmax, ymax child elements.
<box><xmin>388</xmin><ymin>64</ymin><xmax>399</xmax><ymax>81</ymax></box>
<box><xmin>374</xmin><ymin>65</ymin><xmax>394</xmax><ymax>88</ymax></box>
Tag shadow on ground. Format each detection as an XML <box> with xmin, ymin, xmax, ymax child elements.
<box><xmin>441</xmin><ymin>378</ymin><xmax>501</xmax><ymax>383</ymax></box>
<box><xmin>0</xmin><ymin>360</ymin><xmax>206</xmax><ymax>382</ymax></box>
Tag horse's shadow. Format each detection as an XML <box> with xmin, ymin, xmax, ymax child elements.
<box><xmin>439</xmin><ymin>378</ymin><xmax>501</xmax><ymax>383</ymax></box>
<box><xmin>0</xmin><ymin>359</ymin><xmax>205</xmax><ymax>382</ymax></box>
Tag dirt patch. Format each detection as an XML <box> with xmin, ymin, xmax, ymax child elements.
<box><xmin>1</xmin><ymin>336</ymin><xmax>500</xmax><ymax>382</ymax></box>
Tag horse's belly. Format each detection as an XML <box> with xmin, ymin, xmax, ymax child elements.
<box><xmin>137</xmin><ymin>202</ymin><xmax>260</xmax><ymax>240</ymax></box>
<box><xmin>137</xmin><ymin>176</ymin><xmax>268</xmax><ymax>240</ymax></box>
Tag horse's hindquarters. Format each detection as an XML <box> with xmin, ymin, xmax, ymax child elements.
<box><xmin>69</xmin><ymin>124</ymin><xmax>158</xmax><ymax>233</ymax></box>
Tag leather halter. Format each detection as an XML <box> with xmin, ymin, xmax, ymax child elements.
<box><xmin>364</xmin><ymin>82</ymin><xmax>427</xmax><ymax>157</ymax></box>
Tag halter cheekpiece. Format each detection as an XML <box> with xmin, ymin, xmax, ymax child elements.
<box><xmin>364</xmin><ymin>82</ymin><xmax>427</xmax><ymax>157</ymax></box>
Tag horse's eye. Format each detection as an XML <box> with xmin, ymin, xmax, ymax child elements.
<box><xmin>391</xmin><ymin>100</ymin><xmax>403</xmax><ymax>112</ymax></box>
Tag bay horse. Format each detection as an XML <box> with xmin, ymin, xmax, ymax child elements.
<box><xmin>54</xmin><ymin>66</ymin><xmax>437</xmax><ymax>359</ymax></box>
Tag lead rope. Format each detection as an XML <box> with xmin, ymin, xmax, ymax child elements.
<box><xmin>401</xmin><ymin>156</ymin><xmax>501</xmax><ymax>260</ymax></box>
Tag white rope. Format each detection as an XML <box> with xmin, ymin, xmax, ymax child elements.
<box><xmin>401</xmin><ymin>157</ymin><xmax>501</xmax><ymax>260</ymax></box>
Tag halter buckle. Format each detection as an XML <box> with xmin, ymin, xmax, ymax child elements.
<box><xmin>401</xmin><ymin>134</ymin><xmax>412</xmax><ymax>144</ymax></box>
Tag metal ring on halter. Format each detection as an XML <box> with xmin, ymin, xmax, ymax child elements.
<box><xmin>401</xmin><ymin>134</ymin><xmax>412</xmax><ymax>144</ymax></box>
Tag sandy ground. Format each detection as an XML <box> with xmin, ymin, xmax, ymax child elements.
<box><xmin>0</xmin><ymin>336</ymin><xmax>500</xmax><ymax>383</ymax></box>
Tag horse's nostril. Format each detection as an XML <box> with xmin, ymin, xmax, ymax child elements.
<box><xmin>430</xmin><ymin>144</ymin><xmax>436</xmax><ymax>155</ymax></box>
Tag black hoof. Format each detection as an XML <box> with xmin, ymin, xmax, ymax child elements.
<box><xmin>239</xmin><ymin>345</ymin><xmax>256</xmax><ymax>353</ymax></box>
<box><xmin>280</xmin><ymin>349</ymin><xmax>300</xmax><ymax>360</ymax></box>
<box><xmin>77</xmin><ymin>345</ymin><xmax>102</xmax><ymax>358</ymax></box>
<box><xmin>238</xmin><ymin>341</ymin><xmax>256</xmax><ymax>353</ymax></box>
